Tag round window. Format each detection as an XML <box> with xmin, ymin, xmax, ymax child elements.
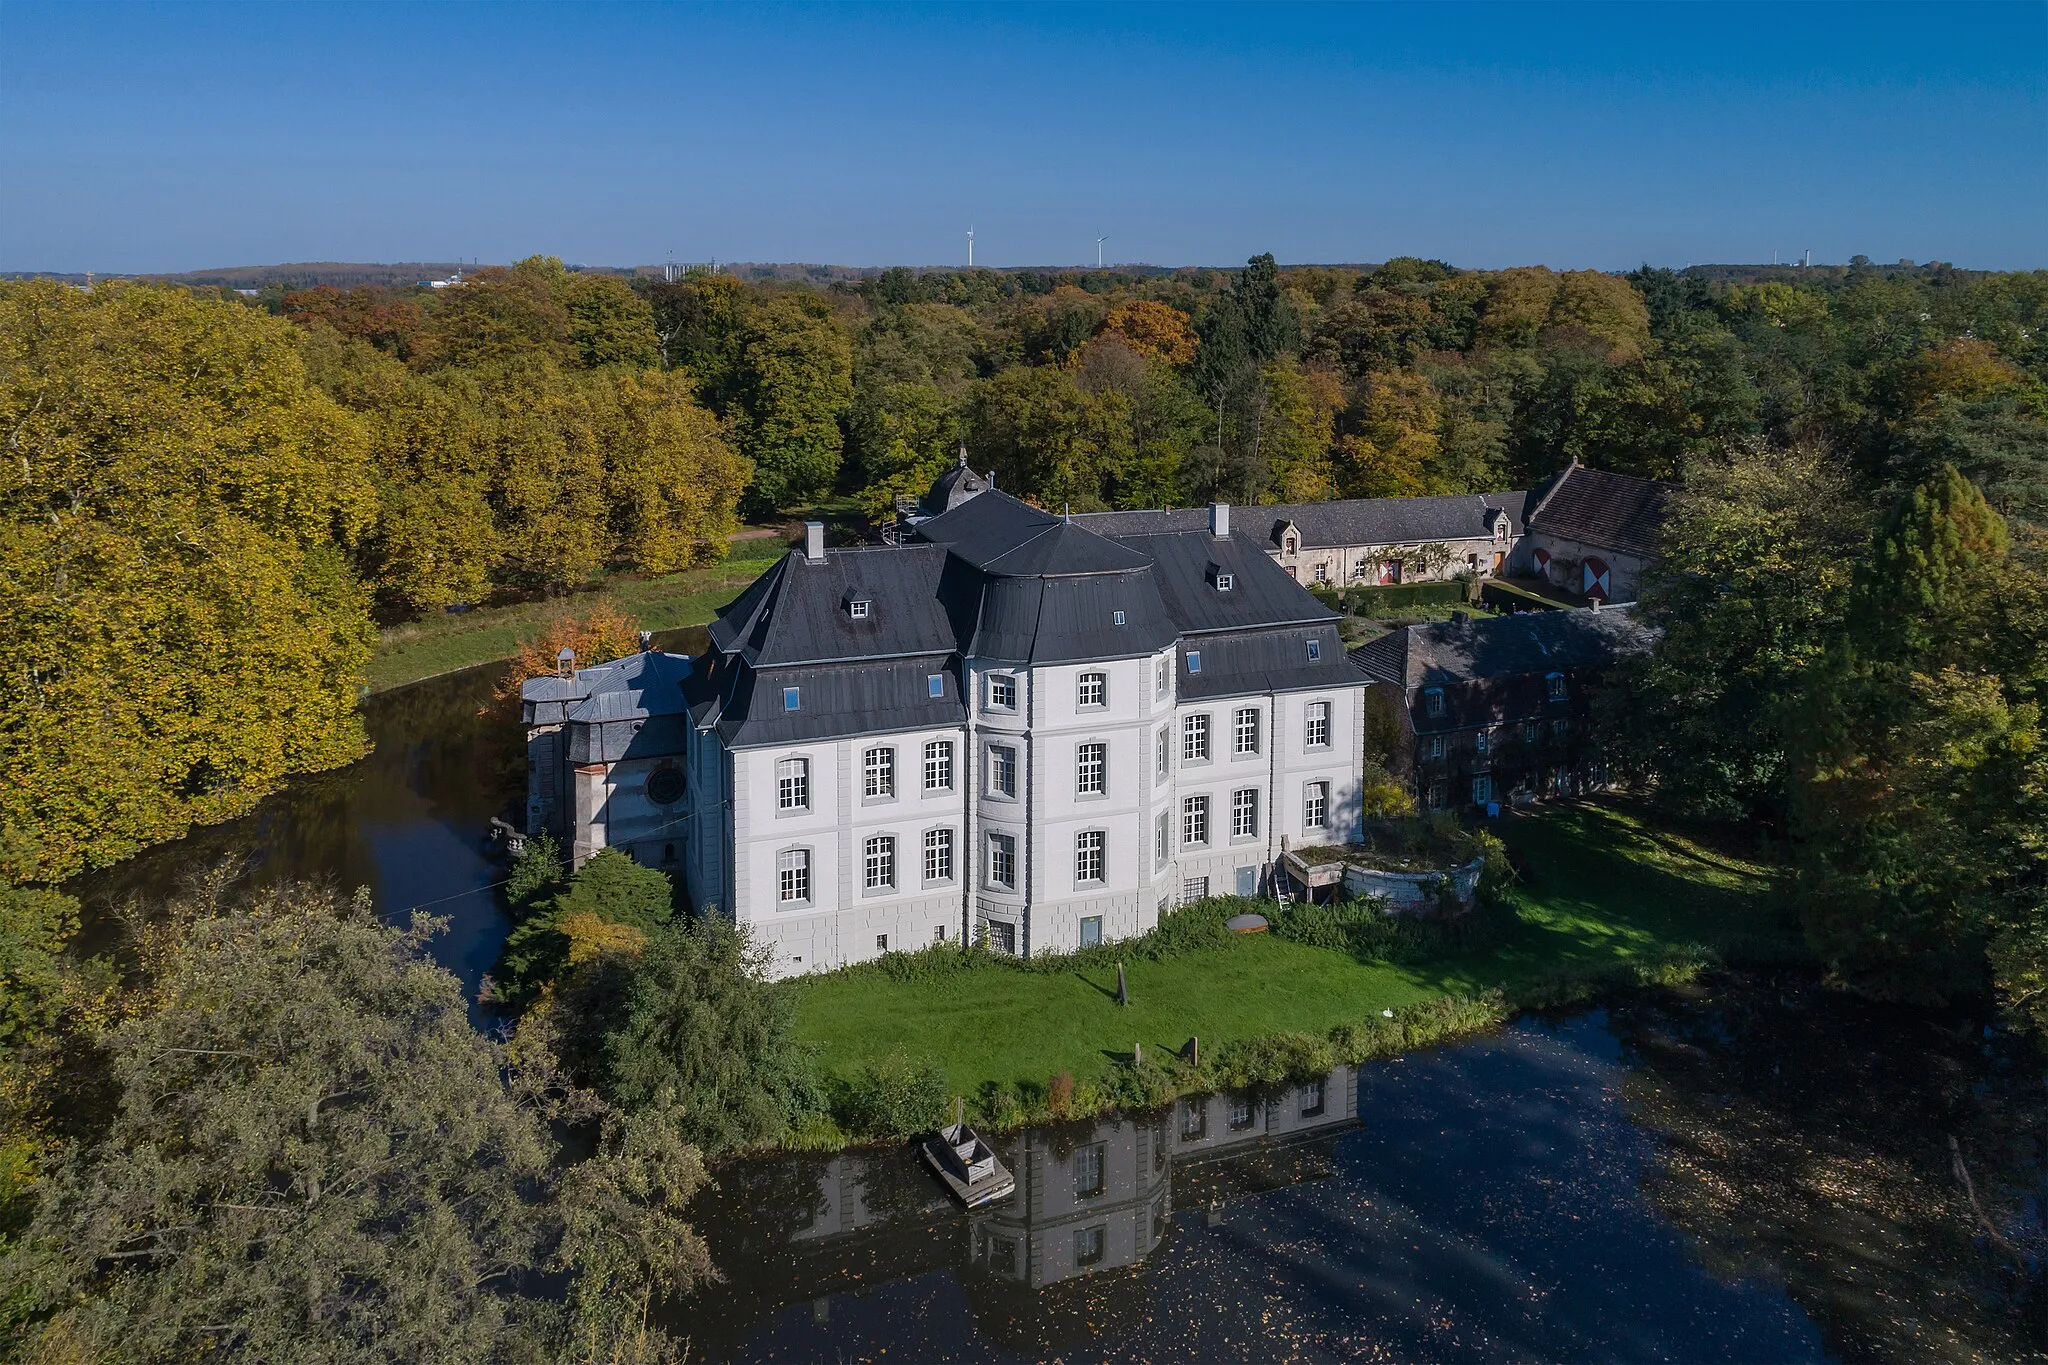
<box><xmin>645</xmin><ymin>766</ymin><xmax>685</xmax><ymax>806</ymax></box>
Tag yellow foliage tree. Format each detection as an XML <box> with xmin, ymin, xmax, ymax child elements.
<box><xmin>1337</xmin><ymin>369</ymin><xmax>1443</xmax><ymax>498</ymax></box>
<box><xmin>1259</xmin><ymin>361</ymin><xmax>1343</xmax><ymax>502</ymax></box>
<box><xmin>1103</xmin><ymin>299</ymin><xmax>1197</xmax><ymax>368</ymax></box>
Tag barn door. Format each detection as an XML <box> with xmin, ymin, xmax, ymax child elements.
<box><xmin>1582</xmin><ymin>556</ymin><xmax>1611</xmax><ymax>599</ymax></box>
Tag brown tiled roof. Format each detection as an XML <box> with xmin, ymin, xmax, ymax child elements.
<box><xmin>1524</xmin><ymin>463</ymin><xmax>1675</xmax><ymax>559</ymax></box>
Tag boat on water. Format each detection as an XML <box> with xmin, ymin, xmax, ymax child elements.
<box><xmin>920</xmin><ymin>1121</ymin><xmax>1016</xmax><ymax>1208</ymax></box>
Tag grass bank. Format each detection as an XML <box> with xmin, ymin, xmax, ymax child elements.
<box><xmin>789</xmin><ymin>802</ymin><xmax>1799</xmax><ymax>1127</ymax></box>
<box><xmin>367</xmin><ymin>539</ymin><xmax>789</xmax><ymax>693</ymax></box>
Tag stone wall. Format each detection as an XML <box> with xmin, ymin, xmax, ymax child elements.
<box><xmin>1342</xmin><ymin>855</ymin><xmax>1484</xmax><ymax>915</ymax></box>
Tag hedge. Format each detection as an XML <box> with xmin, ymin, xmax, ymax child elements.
<box><xmin>1341</xmin><ymin>580</ymin><xmax>1471</xmax><ymax>613</ymax></box>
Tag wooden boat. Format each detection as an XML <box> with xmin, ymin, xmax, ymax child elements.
<box><xmin>920</xmin><ymin>1121</ymin><xmax>1016</xmax><ymax>1209</ymax></box>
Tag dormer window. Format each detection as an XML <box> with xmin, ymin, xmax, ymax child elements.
<box><xmin>1424</xmin><ymin>687</ymin><xmax>1445</xmax><ymax>718</ymax></box>
<box><xmin>1217</xmin><ymin>573</ymin><xmax>1234</xmax><ymax>591</ymax></box>
<box><xmin>1305</xmin><ymin>639</ymin><xmax>1321</xmax><ymax>662</ymax></box>
<box><xmin>783</xmin><ymin>686</ymin><xmax>801</xmax><ymax>712</ymax></box>
<box><xmin>1186</xmin><ymin>651</ymin><xmax>1202</xmax><ymax>674</ymax></box>
<box><xmin>927</xmin><ymin>673</ymin><xmax>945</xmax><ymax>698</ymax></box>
<box><xmin>844</xmin><ymin>589</ymin><xmax>871</xmax><ymax>620</ymax></box>
<box><xmin>1284</xmin><ymin>536</ymin><xmax>1297</xmax><ymax>553</ymax></box>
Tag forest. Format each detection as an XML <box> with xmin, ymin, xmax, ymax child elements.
<box><xmin>1</xmin><ymin>253</ymin><xmax>2046</xmax><ymax>1360</ymax></box>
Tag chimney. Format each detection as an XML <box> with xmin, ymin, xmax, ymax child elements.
<box><xmin>804</xmin><ymin>521</ymin><xmax>825</xmax><ymax>563</ymax></box>
<box><xmin>1590</xmin><ymin>598</ymin><xmax>1602</xmax><ymax>613</ymax></box>
<box><xmin>638</xmin><ymin>630</ymin><xmax>654</xmax><ymax>652</ymax></box>
<box><xmin>1209</xmin><ymin>501</ymin><xmax>1230</xmax><ymax>538</ymax></box>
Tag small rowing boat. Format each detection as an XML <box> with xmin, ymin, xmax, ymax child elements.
<box><xmin>920</xmin><ymin>1120</ymin><xmax>1016</xmax><ymax>1209</ymax></box>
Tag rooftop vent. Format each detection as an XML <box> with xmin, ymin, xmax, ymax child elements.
<box><xmin>1209</xmin><ymin>501</ymin><xmax>1230</xmax><ymax>537</ymax></box>
<box><xmin>804</xmin><ymin>521</ymin><xmax>825</xmax><ymax>563</ymax></box>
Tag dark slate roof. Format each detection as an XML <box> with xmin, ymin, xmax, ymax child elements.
<box><xmin>916</xmin><ymin>491</ymin><xmax>1151</xmax><ymax>576</ymax></box>
<box><xmin>1180</xmin><ymin>622</ymin><xmax>1361</xmax><ymax>700</ymax></box>
<box><xmin>712</xmin><ymin>657</ymin><xmax>962</xmax><ymax>748</ymax></box>
<box><xmin>1351</xmin><ymin>606</ymin><xmax>1655</xmax><ymax>691</ymax></box>
<box><xmin>708</xmin><ymin>544</ymin><xmax>956</xmax><ymax>666</ymax></box>
<box><xmin>921</xmin><ymin>451</ymin><xmax>992</xmax><ymax>515</ymax></box>
<box><xmin>1076</xmin><ymin>491</ymin><xmax>1529</xmax><ymax>548</ymax></box>
<box><xmin>1114</xmin><ymin>529</ymin><xmax>1335</xmax><ymax>636</ymax></box>
<box><xmin>1523</xmin><ymin>463</ymin><xmax>1674</xmax><ymax>559</ymax></box>
<box><xmin>969</xmin><ymin>569</ymin><xmax>1180</xmax><ymax>666</ymax></box>
<box><xmin>520</xmin><ymin>650</ymin><xmax>693</xmax><ymax>727</ymax></box>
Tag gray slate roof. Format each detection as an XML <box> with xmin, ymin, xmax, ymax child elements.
<box><xmin>709</xmin><ymin>544</ymin><xmax>956</xmax><ymax>666</ymax></box>
<box><xmin>1350</xmin><ymin>606</ymin><xmax>1655</xmax><ymax>691</ymax></box>
<box><xmin>1076</xmin><ymin>490</ymin><xmax>1529</xmax><ymax>548</ymax></box>
<box><xmin>520</xmin><ymin>649</ymin><xmax>694</xmax><ymax>727</ymax></box>
<box><xmin>1523</xmin><ymin>463</ymin><xmax>1674</xmax><ymax>559</ymax></box>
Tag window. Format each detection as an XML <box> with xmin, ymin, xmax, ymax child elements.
<box><xmin>782</xmin><ymin>686</ymin><xmax>801</xmax><ymax>712</ymax></box>
<box><xmin>1075</xmin><ymin>830</ymin><xmax>1105</xmax><ymax>884</ymax></box>
<box><xmin>1234</xmin><ymin>707</ymin><xmax>1260</xmax><ymax>756</ymax></box>
<box><xmin>985</xmin><ymin>920</ymin><xmax>1016</xmax><ymax>955</ymax></box>
<box><xmin>1214</xmin><ymin>573</ymin><xmax>1234</xmax><ymax>592</ymax></box>
<box><xmin>1186</xmin><ymin>650</ymin><xmax>1202</xmax><ymax>673</ymax></box>
<box><xmin>934</xmin><ymin>924</ymin><xmax>948</xmax><ymax>943</ymax></box>
<box><xmin>1077</xmin><ymin>672</ymin><xmax>1106</xmax><ymax>708</ymax></box>
<box><xmin>927</xmin><ymin>673</ymin><xmax>945</xmax><ymax>698</ymax></box>
<box><xmin>863</xmin><ymin>747</ymin><xmax>895</xmax><ymax>799</ymax></box>
<box><xmin>1472</xmin><ymin>774</ymin><xmax>1493</xmax><ymax>806</ymax></box>
<box><xmin>776</xmin><ymin>757</ymin><xmax>810</xmax><ymax>811</ymax></box>
<box><xmin>1304</xmin><ymin>781</ymin><xmax>1329</xmax><ymax>830</ymax></box>
<box><xmin>1182</xmin><ymin>795</ymin><xmax>1209</xmax><ymax>847</ymax></box>
<box><xmin>988</xmin><ymin>744</ymin><xmax>1017</xmax><ymax>798</ymax></box>
<box><xmin>1229</xmin><ymin>1096</ymin><xmax>1256</xmax><ymax>1130</ymax></box>
<box><xmin>1428</xmin><ymin>736</ymin><xmax>1445</xmax><ymax>760</ymax></box>
<box><xmin>1427</xmin><ymin>782</ymin><xmax>1445</xmax><ymax>810</ymax></box>
<box><xmin>1232</xmin><ymin>788</ymin><xmax>1259</xmax><ymax>839</ymax></box>
<box><xmin>1305</xmin><ymin>700</ymin><xmax>1331</xmax><ymax>748</ymax></box>
<box><xmin>863</xmin><ymin>835</ymin><xmax>895</xmax><ymax>891</ymax></box>
<box><xmin>1475</xmin><ymin>729</ymin><xmax>1489</xmax><ymax>755</ymax></box>
<box><xmin>1553</xmin><ymin>718</ymin><xmax>1569</xmax><ymax>737</ymax></box>
<box><xmin>1525</xmin><ymin>721</ymin><xmax>1538</xmax><ymax>743</ymax></box>
<box><xmin>777</xmin><ymin>848</ymin><xmax>811</xmax><ymax>904</ymax></box>
<box><xmin>1546</xmin><ymin>672</ymin><xmax>1568</xmax><ymax>700</ymax></box>
<box><xmin>1285</xmin><ymin>535</ymin><xmax>1297</xmax><ymax>552</ymax></box>
<box><xmin>1181</xmin><ymin>1097</ymin><xmax>1207</xmax><ymax>1139</ymax></box>
<box><xmin>1074</xmin><ymin>1143</ymin><xmax>1106</xmax><ymax>1198</ymax></box>
<box><xmin>987</xmin><ymin>674</ymin><xmax>1016</xmax><ymax>710</ymax></box>
<box><xmin>1155</xmin><ymin>657</ymin><xmax>1170</xmax><ymax>700</ymax></box>
<box><xmin>1306</xmin><ymin>638</ymin><xmax>1322</xmax><ymax>662</ymax></box>
<box><xmin>1076</xmin><ymin>741</ymin><xmax>1106</xmax><ymax>795</ymax></box>
<box><xmin>1155</xmin><ymin>812</ymin><xmax>1169</xmax><ymax>868</ymax></box>
<box><xmin>1156</xmin><ymin>725</ymin><xmax>1170</xmax><ymax>781</ymax></box>
<box><xmin>876</xmin><ymin>934</ymin><xmax>889</xmax><ymax>951</ymax></box>
<box><xmin>1112</xmin><ymin>609</ymin><xmax>1126</xmax><ymax>626</ymax></box>
<box><xmin>1080</xmin><ymin>915</ymin><xmax>1103</xmax><ymax>948</ymax></box>
<box><xmin>1300</xmin><ymin>1078</ymin><xmax>1326</xmax><ymax>1116</ymax></box>
<box><xmin>1182</xmin><ymin>875</ymin><xmax>1210</xmax><ymax>903</ymax></box>
<box><xmin>923</xmin><ymin>740</ymin><xmax>953</xmax><ymax>791</ymax></box>
<box><xmin>924</xmin><ymin>827</ymin><xmax>954</xmax><ymax>883</ymax></box>
<box><xmin>849</xmin><ymin>598</ymin><xmax>870</xmax><ymax>620</ymax></box>
<box><xmin>1075</xmin><ymin>1224</ymin><xmax>1107</xmax><ymax>1267</ymax></box>
<box><xmin>987</xmin><ymin>832</ymin><xmax>1017</xmax><ymax>889</ymax></box>
<box><xmin>1314</xmin><ymin>562</ymin><xmax>1328</xmax><ymax>582</ymax></box>
<box><xmin>1424</xmin><ymin>688</ymin><xmax>1445</xmax><ymax>718</ymax></box>
<box><xmin>1183</xmin><ymin>714</ymin><xmax>1211</xmax><ymax>762</ymax></box>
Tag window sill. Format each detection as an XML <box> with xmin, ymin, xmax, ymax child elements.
<box><xmin>922</xmin><ymin>878</ymin><xmax>956</xmax><ymax>890</ymax></box>
<box><xmin>1230</xmin><ymin>834</ymin><xmax>1262</xmax><ymax>845</ymax></box>
<box><xmin>921</xmin><ymin>786</ymin><xmax>955</xmax><ymax>798</ymax></box>
<box><xmin>1075</xmin><ymin>790</ymin><xmax>1108</xmax><ymax>801</ymax></box>
<box><xmin>774</xmin><ymin>806</ymin><xmax>813</xmax><ymax>818</ymax></box>
<box><xmin>1075</xmin><ymin>879</ymin><xmax>1106</xmax><ymax>891</ymax></box>
<box><xmin>861</xmin><ymin>886</ymin><xmax>897</xmax><ymax>899</ymax></box>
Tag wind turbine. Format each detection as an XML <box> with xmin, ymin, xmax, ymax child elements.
<box><xmin>967</xmin><ymin>226</ymin><xmax>974</xmax><ymax>269</ymax></box>
<box><xmin>1096</xmin><ymin>235</ymin><xmax>1107</xmax><ymax>269</ymax></box>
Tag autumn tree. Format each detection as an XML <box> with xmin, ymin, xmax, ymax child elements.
<box><xmin>1102</xmin><ymin>299</ymin><xmax>1197</xmax><ymax>368</ymax></box>
<box><xmin>731</xmin><ymin>295</ymin><xmax>854</xmax><ymax>512</ymax></box>
<box><xmin>0</xmin><ymin>282</ymin><xmax>377</xmax><ymax>885</ymax></box>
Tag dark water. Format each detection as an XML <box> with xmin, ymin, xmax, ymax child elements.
<box><xmin>60</xmin><ymin>631</ymin><xmax>2048</xmax><ymax>1362</ymax></box>
<box><xmin>680</xmin><ymin>982</ymin><xmax>2047</xmax><ymax>1364</ymax></box>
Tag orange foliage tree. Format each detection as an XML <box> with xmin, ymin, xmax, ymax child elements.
<box><xmin>1103</xmin><ymin>299</ymin><xmax>1198</xmax><ymax>368</ymax></box>
<box><xmin>490</xmin><ymin>603</ymin><xmax>646</xmax><ymax>712</ymax></box>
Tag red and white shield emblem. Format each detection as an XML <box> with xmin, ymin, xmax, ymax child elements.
<box><xmin>1582</xmin><ymin>556</ymin><xmax>1611</xmax><ymax>599</ymax></box>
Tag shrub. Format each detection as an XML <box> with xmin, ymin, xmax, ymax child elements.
<box><xmin>830</xmin><ymin>1053</ymin><xmax>950</xmax><ymax>1138</ymax></box>
<box><xmin>1047</xmin><ymin>1072</ymin><xmax>1076</xmax><ymax>1117</ymax></box>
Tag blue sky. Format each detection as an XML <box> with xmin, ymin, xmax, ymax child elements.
<box><xmin>3</xmin><ymin>1</ymin><xmax>2043</xmax><ymax>273</ymax></box>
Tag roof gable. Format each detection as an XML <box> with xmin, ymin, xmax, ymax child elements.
<box><xmin>1524</xmin><ymin>463</ymin><xmax>1675</xmax><ymax>559</ymax></box>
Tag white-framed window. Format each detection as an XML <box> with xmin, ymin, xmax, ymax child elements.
<box><xmin>776</xmin><ymin>757</ymin><xmax>810</xmax><ymax>811</ymax></box>
<box><xmin>1182</xmin><ymin>795</ymin><xmax>1209</xmax><ymax>847</ymax></box>
<box><xmin>1076</xmin><ymin>741</ymin><xmax>1106</xmax><ymax>796</ymax></box>
<box><xmin>1306</xmin><ymin>638</ymin><xmax>1321</xmax><ymax>662</ymax></box>
<box><xmin>777</xmin><ymin>847</ymin><xmax>811</xmax><ymax>904</ymax></box>
<box><xmin>1077</xmin><ymin>672</ymin><xmax>1106</xmax><ymax>708</ymax></box>
<box><xmin>1305</xmin><ymin>700</ymin><xmax>1331</xmax><ymax>749</ymax></box>
<box><xmin>1300</xmin><ymin>1078</ymin><xmax>1326</xmax><ymax>1116</ymax></box>
<box><xmin>1231</xmin><ymin>788</ymin><xmax>1259</xmax><ymax>839</ymax></box>
<box><xmin>1284</xmin><ymin>535</ymin><xmax>1297</xmax><ymax>552</ymax></box>
<box><xmin>1213</xmin><ymin>573</ymin><xmax>1234</xmax><ymax>592</ymax></box>
<box><xmin>849</xmin><ymin>598</ymin><xmax>870</xmax><ymax>620</ymax></box>
<box><xmin>924</xmin><ymin>827</ymin><xmax>954</xmax><ymax>883</ymax></box>
<box><xmin>1186</xmin><ymin>650</ymin><xmax>1202</xmax><ymax>673</ymax></box>
<box><xmin>987</xmin><ymin>673</ymin><xmax>1017</xmax><ymax>710</ymax></box>
<box><xmin>1546</xmin><ymin>672</ymin><xmax>1568</xmax><ymax>700</ymax></box>
<box><xmin>1080</xmin><ymin>915</ymin><xmax>1103</xmax><ymax>948</ymax></box>
<box><xmin>923</xmin><ymin>740</ymin><xmax>953</xmax><ymax>791</ymax></box>
<box><xmin>1156</xmin><ymin>725</ymin><xmax>1170</xmax><ymax>781</ymax></box>
<box><xmin>1112</xmin><ymin>610</ymin><xmax>1126</xmax><ymax>626</ymax></box>
<box><xmin>1304</xmin><ymin>781</ymin><xmax>1329</xmax><ymax>830</ymax></box>
<box><xmin>863</xmin><ymin>746</ymin><xmax>895</xmax><ymax>799</ymax></box>
<box><xmin>1428</xmin><ymin>735</ymin><xmax>1445</xmax><ymax>760</ymax></box>
<box><xmin>1233</xmin><ymin>707</ymin><xmax>1260</xmax><ymax>756</ymax></box>
<box><xmin>1314</xmin><ymin>562</ymin><xmax>1328</xmax><ymax>582</ymax></box>
<box><xmin>782</xmin><ymin>686</ymin><xmax>800</xmax><ymax>711</ymax></box>
<box><xmin>1182</xmin><ymin>875</ymin><xmax>1209</xmax><ymax>903</ymax></box>
<box><xmin>1155</xmin><ymin>657</ymin><xmax>1170</xmax><ymax>700</ymax></box>
<box><xmin>927</xmin><ymin>673</ymin><xmax>945</xmax><ymax>698</ymax></box>
<box><xmin>1074</xmin><ymin>1142</ymin><xmax>1106</xmax><ymax>1198</ymax></box>
<box><xmin>1424</xmin><ymin>688</ymin><xmax>1445</xmax><ymax>718</ymax></box>
<box><xmin>864</xmin><ymin>835</ymin><xmax>895</xmax><ymax>891</ymax></box>
<box><xmin>988</xmin><ymin>744</ymin><xmax>1017</xmax><ymax>798</ymax></box>
<box><xmin>1475</xmin><ymin>729</ymin><xmax>1489</xmax><ymax>755</ymax></box>
<box><xmin>1229</xmin><ymin>1095</ymin><xmax>1257</xmax><ymax>1130</ymax></box>
<box><xmin>1155</xmin><ymin>812</ymin><xmax>1169</xmax><ymax>868</ymax></box>
<box><xmin>987</xmin><ymin>832</ymin><xmax>1017</xmax><ymax>890</ymax></box>
<box><xmin>1183</xmin><ymin>714</ymin><xmax>1211</xmax><ymax>762</ymax></box>
<box><xmin>1075</xmin><ymin>830</ymin><xmax>1105</xmax><ymax>884</ymax></box>
<box><xmin>934</xmin><ymin>924</ymin><xmax>948</xmax><ymax>943</ymax></box>
<box><xmin>1472</xmin><ymin>775</ymin><xmax>1493</xmax><ymax>806</ymax></box>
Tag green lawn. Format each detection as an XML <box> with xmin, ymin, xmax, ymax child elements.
<box><xmin>790</xmin><ymin>802</ymin><xmax>1792</xmax><ymax>1091</ymax></box>
<box><xmin>366</xmin><ymin>539</ymin><xmax>790</xmax><ymax>692</ymax></box>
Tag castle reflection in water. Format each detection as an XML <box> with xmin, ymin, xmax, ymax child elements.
<box><xmin>682</xmin><ymin>1067</ymin><xmax>1359</xmax><ymax>1353</ymax></box>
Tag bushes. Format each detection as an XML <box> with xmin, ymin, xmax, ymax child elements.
<box><xmin>1345</xmin><ymin>580</ymin><xmax>1470</xmax><ymax>613</ymax></box>
<box><xmin>830</xmin><ymin>1054</ymin><xmax>950</xmax><ymax>1139</ymax></box>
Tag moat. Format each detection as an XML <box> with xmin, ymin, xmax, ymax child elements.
<box><xmin>70</xmin><ymin>655</ymin><xmax>2048</xmax><ymax>1362</ymax></box>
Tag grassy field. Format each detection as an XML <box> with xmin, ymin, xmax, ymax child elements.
<box><xmin>790</xmin><ymin>802</ymin><xmax>1793</xmax><ymax>1091</ymax></box>
<box><xmin>366</xmin><ymin>538</ymin><xmax>791</xmax><ymax>692</ymax></box>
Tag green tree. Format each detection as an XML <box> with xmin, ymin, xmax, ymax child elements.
<box><xmin>495</xmin><ymin>849</ymin><xmax>676</xmax><ymax>1009</ymax></box>
<box><xmin>4</xmin><ymin>882</ymin><xmax>707</xmax><ymax>1363</ymax></box>
<box><xmin>0</xmin><ymin>282</ymin><xmax>377</xmax><ymax>885</ymax></box>
<box><xmin>599</xmin><ymin>368</ymin><xmax>750</xmax><ymax>573</ymax></box>
<box><xmin>732</xmin><ymin>295</ymin><xmax>854</xmax><ymax>512</ymax></box>
<box><xmin>562</xmin><ymin>271</ymin><xmax>661</xmax><ymax>369</ymax></box>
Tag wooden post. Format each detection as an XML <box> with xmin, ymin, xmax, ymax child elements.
<box><xmin>1183</xmin><ymin>1036</ymin><xmax>1199</xmax><ymax>1068</ymax></box>
<box><xmin>1133</xmin><ymin>1041</ymin><xmax>1143</xmax><ymax>1067</ymax></box>
<box><xmin>1115</xmin><ymin>960</ymin><xmax>1128</xmax><ymax>1006</ymax></box>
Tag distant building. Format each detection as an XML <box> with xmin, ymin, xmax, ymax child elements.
<box><xmin>1351</xmin><ymin>605</ymin><xmax>1656</xmax><ymax>809</ymax></box>
<box><xmin>1512</xmin><ymin>460</ymin><xmax>1675</xmax><ymax>602</ymax></box>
